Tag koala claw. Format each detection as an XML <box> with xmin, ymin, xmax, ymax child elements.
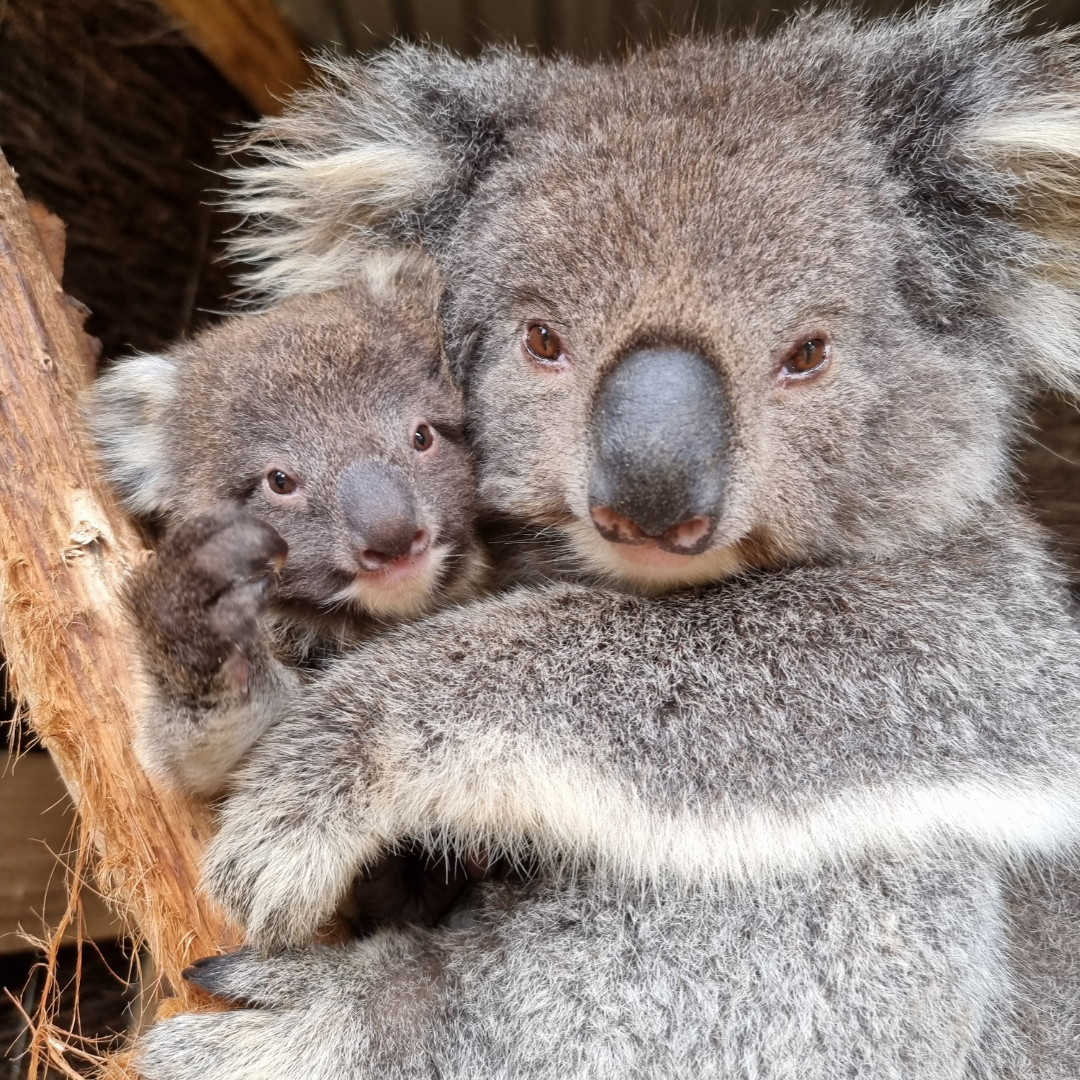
<box><xmin>184</xmin><ymin>947</ymin><xmax>293</xmax><ymax>1007</ymax></box>
<box><xmin>183</xmin><ymin>944</ymin><xmax>363</xmax><ymax>1007</ymax></box>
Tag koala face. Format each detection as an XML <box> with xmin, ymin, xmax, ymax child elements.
<box><xmin>223</xmin><ymin>8</ymin><xmax>1080</xmax><ymax>593</ymax></box>
<box><xmin>445</xmin><ymin>50</ymin><xmax>1011</xmax><ymax>592</ymax></box>
<box><xmin>90</xmin><ymin>260</ymin><xmax>480</xmax><ymax>620</ymax></box>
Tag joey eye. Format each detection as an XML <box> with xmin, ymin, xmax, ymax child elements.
<box><xmin>781</xmin><ymin>338</ymin><xmax>831</xmax><ymax>380</ymax></box>
<box><xmin>523</xmin><ymin>323</ymin><xmax>567</xmax><ymax>367</ymax></box>
<box><xmin>267</xmin><ymin>469</ymin><xmax>297</xmax><ymax>495</ymax></box>
<box><xmin>413</xmin><ymin>423</ymin><xmax>436</xmax><ymax>452</ymax></box>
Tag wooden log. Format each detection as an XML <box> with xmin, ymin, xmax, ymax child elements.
<box><xmin>153</xmin><ymin>0</ymin><xmax>312</xmax><ymax>114</ymax></box>
<box><xmin>0</xmin><ymin>152</ymin><xmax>238</xmax><ymax>1019</ymax></box>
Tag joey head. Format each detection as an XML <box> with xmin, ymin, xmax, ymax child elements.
<box><xmin>88</xmin><ymin>254</ymin><xmax>486</xmax><ymax>796</ymax></box>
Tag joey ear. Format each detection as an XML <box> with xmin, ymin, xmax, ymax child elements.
<box><xmin>84</xmin><ymin>353</ymin><xmax>180</xmax><ymax>518</ymax></box>
<box><xmin>859</xmin><ymin>3</ymin><xmax>1080</xmax><ymax>394</ymax></box>
<box><xmin>223</xmin><ymin>46</ymin><xmax>538</xmax><ymax>302</ymax></box>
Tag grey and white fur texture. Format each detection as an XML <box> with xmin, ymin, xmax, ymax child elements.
<box><xmin>88</xmin><ymin>255</ymin><xmax>487</xmax><ymax>797</ymax></box>
<box><xmin>138</xmin><ymin>5</ymin><xmax>1080</xmax><ymax>1078</ymax></box>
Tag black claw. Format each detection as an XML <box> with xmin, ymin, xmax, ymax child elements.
<box><xmin>182</xmin><ymin>947</ymin><xmax>252</xmax><ymax>996</ymax></box>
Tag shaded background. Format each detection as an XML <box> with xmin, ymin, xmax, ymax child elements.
<box><xmin>2</xmin><ymin>0</ymin><xmax>1079</xmax><ymax>1075</ymax></box>
<box><xmin>275</xmin><ymin>0</ymin><xmax>1080</xmax><ymax>55</ymax></box>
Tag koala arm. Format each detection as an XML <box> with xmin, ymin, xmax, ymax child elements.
<box><xmin>125</xmin><ymin>508</ymin><xmax>295</xmax><ymax>797</ymax></box>
<box><xmin>204</xmin><ymin>516</ymin><xmax>1080</xmax><ymax>950</ymax></box>
<box><xmin>133</xmin><ymin>639</ymin><xmax>299</xmax><ymax>798</ymax></box>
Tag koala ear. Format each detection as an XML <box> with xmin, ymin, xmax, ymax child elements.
<box><xmin>84</xmin><ymin>353</ymin><xmax>180</xmax><ymax>518</ymax></box>
<box><xmin>223</xmin><ymin>46</ymin><xmax>538</xmax><ymax>301</ymax></box>
<box><xmin>964</xmin><ymin>85</ymin><xmax>1080</xmax><ymax>395</ymax></box>
<box><xmin>859</xmin><ymin>3</ymin><xmax>1080</xmax><ymax>395</ymax></box>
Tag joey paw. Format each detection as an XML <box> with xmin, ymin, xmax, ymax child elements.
<box><xmin>125</xmin><ymin>505</ymin><xmax>287</xmax><ymax>683</ymax></box>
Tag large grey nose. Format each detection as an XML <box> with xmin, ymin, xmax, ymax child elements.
<box><xmin>338</xmin><ymin>461</ymin><xmax>428</xmax><ymax>569</ymax></box>
<box><xmin>588</xmin><ymin>347</ymin><xmax>730</xmax><ymax>554</ymax></box>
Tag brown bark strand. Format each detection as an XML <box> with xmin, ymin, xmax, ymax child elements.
<box><xmin>0</xmin><ymin>151</ymin><xmax>238</xmax><ymax>1007</ymax></box>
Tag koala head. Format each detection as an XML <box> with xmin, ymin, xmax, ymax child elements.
<box><xmin>88</xmin><ymin>256</ymin><xmax>483</xmax><ymax>621</ymax></box>
<box><xmin>223</xmin><ymin>5</ymin><xmax>1080</xmax><ymax>593</ymax></box>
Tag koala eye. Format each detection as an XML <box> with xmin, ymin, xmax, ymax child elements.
<box><xmin>413</xmin><ymin>423</ymin><xmax>436</xmax><ymax>452</ymax></box>
<box><xmin>266</xmin><ymin>469</ymin><xmax>298</xmax><ymax>495</ymax></box>
<box><xmin>781</xmin><ymin>337</ymin><xmax>831</xmax><ymax>381</ymax></box>
<box><xmin>523</xmin><ymin>323</ymin><xmax>568</xmax><ymax>368</ymax></box>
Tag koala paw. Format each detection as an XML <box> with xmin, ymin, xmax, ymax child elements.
<box><xmin>138</xmin><ymin>1006</ymin><xmax>311</xmax><ymax>1080</ymax></box>
<box><xmin>201</xmin><ymin>800</ymin><xmax>380</xmax><ymax>951</ymax></box>
<box><xmin>139</xmin><ymin>947</ymin><xmax>376</xmax><ymax>1080</ymax></box>
<box><xmin>126</xmin><ymin>505</ymin><xmax>287</xmax><ymax>689</ymax></box>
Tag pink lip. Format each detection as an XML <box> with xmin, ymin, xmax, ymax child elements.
<box><xmin>356</xmin><ymin>547</ymin><xmax>431</xmax><ymax>587</ymax></box>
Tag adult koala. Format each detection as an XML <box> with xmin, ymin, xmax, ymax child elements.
<box><xmin>140</xmin><ymin>5</ymin><xmax>1080</xmax><ymax>1078</ymax></box>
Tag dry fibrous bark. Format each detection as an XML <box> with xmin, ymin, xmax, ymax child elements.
<box><xmin>0</xmin><ymin>0</ymin><xmax>255</xmax><ymax>360</ymax></box>
<box><xmin>0</xmin><ymin>155</ymin><xmax>238</xmax><ymax>1065</ymax></box>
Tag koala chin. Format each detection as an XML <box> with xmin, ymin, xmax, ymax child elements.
<box><xmin>87</xmin><ymin>253</ymin><xmax>488</xmax><ymax>796</ymax></box>
<box><xmin>138</xmin><ymin>6</ymin><xmax>1080</xmax><ymax>1080</ymax></box>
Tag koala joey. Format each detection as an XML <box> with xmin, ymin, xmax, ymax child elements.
<box><xmin>88</xmin><ymin>255</ymin><xmax>487</xmax><ymax>799</ymax></box>
<box><xmin>139</xmin><ymin>6</ymin><xmax>1080</xmax><ymax>1079</ymax></box>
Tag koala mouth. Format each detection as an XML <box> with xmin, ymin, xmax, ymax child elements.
<box><xmin>357</xmin><ymin>545</ymin><xmax>432</xmax><ymax>585</ymax></box>
<box><xmin>333</xmin><ymin>544</ymin><xmax>448</xmax><ymax>619</ymax></box>
<box><xmin>588</xmin><ymin>506</ymin><xmax>714</xmax><ymax>555</ymax></box>
<box><xmin>564</xmin><ymin>517</ymin><xmax>746</xmax><ymax>595</ymax></box>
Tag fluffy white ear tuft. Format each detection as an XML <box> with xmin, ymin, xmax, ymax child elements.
<box><xmin>84</xmin><ymin>353</ymin><xmax>180</xmax><ymax>517</ymax></box>
<box><xmin>355</xmin><ymin>247</ymin><xmax>442</xmax><ymax>310</ymax></box>
<box><xmin>220</xmin><ymin>46</ymin><xmax>535</xmax><ymax>303</ymax></box>
<box><xmin>222</xmin><ymin>53</ymin><xmax>456</xmax><ymax>302</ymax></box>
<box><xmin>968</xmin><ymin>96</ymin><xmax>1080</xmax><ymax>395</ymax></box>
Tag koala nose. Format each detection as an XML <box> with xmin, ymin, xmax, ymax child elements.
<box><xmin>588</xmin><ymin>347</ymin><xmax>730</xmax><ymax>554</ymax></box>
<box><xmin>337</xmin><ymin>461</ymin><xmax>429</xmax><ymax>570</ymax></box>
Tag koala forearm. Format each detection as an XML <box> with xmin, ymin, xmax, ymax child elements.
<box><xmin>135</xmin><ymin>645</ymin><xmax>299</xmax><ymax>797</ymax></box>
<box><xmin>210</xmin><ymin>516</ymin><xmax>1080</xmax><ymax>946</ymax></box>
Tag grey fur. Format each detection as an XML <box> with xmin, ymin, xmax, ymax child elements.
<box><xmin>87</xmin><ymin>256</ymin><xmax>487</xmax><ymax>794</ymax></box>
<box><xmin>139</xmin><ymin>5</ymin><xmax>1080</xmax><ymax>1078</ymax></box>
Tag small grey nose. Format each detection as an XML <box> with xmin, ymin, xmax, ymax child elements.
<box><xmin>337</xmin><ymin>461</ymin><xmax>428</xmax><ymax>568</ymax></box>
<box><xmin>588</xmin><ymin>347</ymin><xmax>730</xmax><ymax>554</ymax></box>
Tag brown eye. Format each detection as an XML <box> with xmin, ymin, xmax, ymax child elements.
<box><xmin>783</xmin><ymin>338</ymin><xmax>830</xmax><ymax>378</ymax></box>
<box><xmin>413</xmin><ymin>423</ymin><xmax>435</xmax><ymax>452</ymax></box>
<box><xmin>267</xmin><ymin>469</ymin><xmax>297</xmax><ymax>494</ymax></box>
<box><xmin>524</xmin><ymin>323</ymin><xmax>566</xmax><ymax>366</ymax></box>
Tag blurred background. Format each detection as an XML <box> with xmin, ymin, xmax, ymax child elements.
<box><xmin>276</xmin><ymin>0</ymin><xmax>1080</xmax><ymax>54</ymax></box>
<box><xmin>2</xmin><ymin>0</ymin><xmax>1079</xmax><ymax>1075</ymax></box>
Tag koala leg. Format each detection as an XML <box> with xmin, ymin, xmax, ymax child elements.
<box><xmin>138</xmin><ymin>935</ymin><xmax>447</xmax><ymax>1080</ymax></box>
<box><xmin>125</xmin><ymin>505</ymin><xmax>296</xmax><ymax>795</ymax></box>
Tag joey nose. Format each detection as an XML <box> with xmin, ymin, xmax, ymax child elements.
<box><xmin>337</xmin><ymin>461</ymin><xmax>427</xmax><ymax>568</ymax></box>
<box><xmin>588</xmin><ymin>347</ymin><xmax>730</xmax><ymax>554</ymax></box>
